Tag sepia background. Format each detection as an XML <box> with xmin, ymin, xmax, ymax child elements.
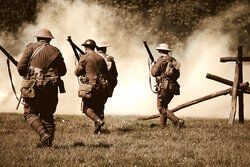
<box><xmin>0</xmin><ymin>0</ymin><xmax>249</xmax><ymax>119</ymax></box>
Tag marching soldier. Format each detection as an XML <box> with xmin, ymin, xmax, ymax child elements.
<box><xmin>17</xmin><ymin>28</ymin><xmax>67</xmax><ymax>147</ymax></box>
<box><xmin>74</xmin><ymin>39</ymin><xmax>109</xmax><ymax>134</ymax></box>
<box><xmin>151</xmin><ymin>43</ymin><xmax>185</xmax><ymax>129</ymax></box>
<box><xmin>96</xmin><ymin>41</ymin><xmax>118</xmax><ymax>98</ymax></box>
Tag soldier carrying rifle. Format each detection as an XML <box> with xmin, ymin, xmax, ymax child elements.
<box><xmin>74</xmin><ymin>39</ymin><xmax>110</xmax><ymax>134</ymax></box>
<box><xmin>17</xmin><ymin>28</ymin><xmax>67</xmax><ymax>147</ymax></box>
<box><xmin>144</xmin><ymin>42</ymin><xmax>184</xmax><ymax>129</ymax></box>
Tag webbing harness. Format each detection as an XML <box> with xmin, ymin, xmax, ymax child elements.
<box><xmin>7</xmin><ymin>44</ymin><xmax>47</xmax><ymax>110</ymax></box>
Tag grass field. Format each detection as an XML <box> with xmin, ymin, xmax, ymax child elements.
<box><xmin>0</xmin><ymin>113</ymin><xmax>249</xmax><ymax>167</ymax></box>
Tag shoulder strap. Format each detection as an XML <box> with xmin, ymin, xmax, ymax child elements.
<box><xmin>40</xmin><ymin>50</ymin><xmax>60</xmax><ymax>71</ymax></box>
<box><xmin>28</xmin><ymin>43</ymin><xmax>47</xmax><ymax>67</ymax></box>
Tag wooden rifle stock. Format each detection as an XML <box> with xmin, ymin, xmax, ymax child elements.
<box><xmin>67</xmin><ymin>36</ymin><xmax>85</xmax><ymax>61</ymax></box>
<box><xmin>0</xmin><ymin>45</ymin><xmax>18</xmax><ymax>66</ymax></box>
<box><xmin>143</xmin><ymin>41</ymin><xmax>155</xmax><ymax>63</ymax></box>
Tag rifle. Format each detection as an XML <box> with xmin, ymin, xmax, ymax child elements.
<box><xmin>143</xmin><ymin>41</ymin><xmax>155</xmax><ymax>64</ymax></box>
<box><xmin>0</xmin><ymin>45</ymin><xmax>22</xmax><ymax>109</ymax></box>
<box><xmin>0</xmin><ymin>45</ymin><xmax>18</xmax><ymax>66</ymax></box>
<box><xmin>67</xmin><ymin>36</ymin><xmax>85</xmax><ymax>61</ymax></box>
<box><xmin>143</xmin><ymin>41</ymin><xmax>157</xmax><ymax>94</ymax></box>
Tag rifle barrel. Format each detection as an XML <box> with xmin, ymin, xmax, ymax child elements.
<box><xmin>0</xmin><ymin>45</ymin><xmax>18</xmax><ymax>66</ymax></box>
<box><xmin>143</xmin><ymin>41</ymin><xmax>154</xmax><ymax>63</ymax></box>
<box><xmin>67</xmin><ymin>36</ymin><xmax>85</xmax><ymax>61</ymax></box>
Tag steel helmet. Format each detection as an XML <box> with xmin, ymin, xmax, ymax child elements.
<box><xmin>81</xmin><ymin>39</ymin><xmax>96</xmax><ymax>47</ymax></box>
<box><xmin>156</xmin><ymin>43</ymin><xmax>171</xmax><ymax>52</ymax></box>
<box><xmin>34</xmin><ymin>28</ymin><xmax>54</xmax><ymax>39</ymax></box>
<box><xmin>97</xmin><ymin>41</ymin><xmax>110</xmax><ymax>48</ymax></box>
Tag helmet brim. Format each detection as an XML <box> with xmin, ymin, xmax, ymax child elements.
<box><xmin>156</xmin><ymin>48</ymin><xmax>172</xmax><ymax>52</ymax></box>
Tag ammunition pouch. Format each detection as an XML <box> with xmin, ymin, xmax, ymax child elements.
<box><xmin>78</xmin><ymin>83</ymin><xmax>93</xmax><ymax>99</ymax></box>
<box><xmin>97</xmin><ymin>75</ymin><xmax>109</xmax><ymax>90</ymax></box>
<box><xmin>158</xmin><ymin>78</ymin><xmax>180</xmax><ymax>95</ymax></box>
<box><xmin>36</xmin><ymin>76</ymin><xmax>58</xmax><ymax>87</ymax></box>
<box><xmin>168</xmin><ymin>81</ymin><xmax>180</xmax><ymax>95</ymax></box>
<box><xmin>21</xmin><ymin>79</ymin><xmax>36</xmax><ymax>98</ymax></box>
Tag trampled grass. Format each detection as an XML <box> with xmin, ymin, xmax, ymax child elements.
<box><xmin>0</xmin><ymin>113</ymin><xmax>249</xmax><ymax>167</ymax></box>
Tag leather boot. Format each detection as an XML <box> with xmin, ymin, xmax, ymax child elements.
<box><xmin>36</xmin><ymin>131</ymin><xmax>52</xmax><ymax>148</ymax></box>
<box><xmin>94</xmin><ymin>119</ymin><xmax>104</xmax><ymax>134</ymax></box>
<box><xmin>85</xmin><ymin>109</ymin><xmax>104</xmax><ymax>134</ymax></box>
<box><xmin>176</xmin><ymin>119</ymin><xmax>185</xmax><ymax>129</ymax></box>
<box><xmin>159</xmin><ymin>113</ymin><xmax>167</xmax><ymax>127</ymax></box>
<box><xmin>43</xmin><ymin>121</ymin><xmax>55</xmax><ymax>147</ymax></box>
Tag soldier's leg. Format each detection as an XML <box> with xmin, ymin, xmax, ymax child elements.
<box><xmin>40</xmin><ymin>88</ymin><xmax>58</xmax><ymax>146</ymax></box>
<box><xmin>157</xmin><ymin>94</ymin><xmax>167</xmax><ymax>127</ymax></box>
<box><xmin>163</xmin><ymin>93</ymin><xmax>185</xmax><ymax>129</ymax></box>
<box><xmin>94</xmin><ymin>96</ymin><xmax>107</xmax><ymax>133</ymax></box>
<box><xmin>82</xmin><ymin>100</ymin><xmax>104</xmax><ymax>134</ymax></box>
<box><xmin>23</xmin><ymin>98</ymin><xmax>51</xmax><ymax>147</ymax></box>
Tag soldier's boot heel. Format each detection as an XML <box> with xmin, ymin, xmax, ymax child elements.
<box><xmin>37</xmin><ymin>132</ymin><xmax>52</xmax><ymax>148</ymax></box>
<box><xmin>177</xmin><ymin>119</ymin><xmax>185</xmax><ymax>129</ymax></box>
<box><xmin>94</xmin><ymin>119</ymin><xmax>104</xmax><ymax>134</ymax></box>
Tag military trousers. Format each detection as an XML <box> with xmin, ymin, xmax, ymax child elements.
<box><xmin>157</xmin><ymin>92</ymin><xmax>179</xmax><ymax>125</ymax></box>
<box><xmin>82</xmin><ymin>90</ymin><xmax>108</xmax><ymax>121</ymax></box>
<box><xmin>23</xmin><ymin>86</ymin><xmax>58</xmax><ymax>138</ymax></box>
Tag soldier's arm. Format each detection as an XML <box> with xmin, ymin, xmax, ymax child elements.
<box><xmin>74</xmin><ymin>56</ymin><xmax>86</xmax><ymax>77</ymax></box>
<box><xmin>17</xmin><ymin>44</ymin><xmax>33</xmax><ymax>76</ymax></box>
<box><xmin>110</xmin><ymin>60</ymin><xmax>118</xmax><ymax>87</ymax></box>
<box><xmin>54</xmin><ymin>52</ymin><xmax>67</xmax><ymax>76</ymax></box>
<box><xmin>171</xmin><ymin>59</ymin><xmax>180</xmax><ymax>81</ymax></box>
<box><xmin>151</xmin><ymin>57</ymin><xmax>162</xmax><ymax>77</ymax></box>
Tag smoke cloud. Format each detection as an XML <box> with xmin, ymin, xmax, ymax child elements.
<box><xmin>0</xmin><ymin>0</ymin><xmax>249</xmax><ymax>119</ymax></box>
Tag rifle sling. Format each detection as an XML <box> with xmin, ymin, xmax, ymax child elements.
<box><xmin>148</xmin><ymin>58</ymin><xmax>157</xmax><ymax>94</ymax></box>
<box><xmin>7</xmin><ymin>59</ymin><xmax>20</xmax><ymax>102</ymax></box>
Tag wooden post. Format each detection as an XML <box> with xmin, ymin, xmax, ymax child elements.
<box><xmin>238</xmin><ymin>46</ymin><xmax>244</xmax><ymax>123</ymax></box>
<box><xmin>228</xmin><ymin>62</ymin><xmax>240</xmax><ymax>124</ymax></box>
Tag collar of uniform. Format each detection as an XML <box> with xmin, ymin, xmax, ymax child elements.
<box><xmin>86</xmin><ymin>49</ymin><xmax>95</xmax><ymax>54</ymax></box>
<box><xmin>161</xmin><ymin>53</ymin><xmax>173</xmax><ymax>60</ymax></box>
<box><xmin>97</xmin><ymin>50</ymin><xmax>104</xmax><ymax>54</ymax></box>
<box><xmin>37</xmin><ymin>40</ymin><xmax>49</xmax><ymax>45</ymax></box>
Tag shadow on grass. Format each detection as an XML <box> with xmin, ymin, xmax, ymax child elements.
<box><xmin>100</xmin><ymin>129</ymin><xmax>111</xmax><ymax>134</ymax></box>
<box><xmin>53</xmin><ymin>141</ymin><xmax>112</xmax><ymax>149</ymax></box>
<box><xmin>149</xmin><ymin>123</ymin><xmax>158</xmax><ymax>128</ymax></box>
<box><xmin>114</xmin><ymin>127</ymin><xmax>134</xmax><ymax>133</ymax></box>
<box><xmin>87</xmin><ymin>142</ymin><xmax>112</xmax><ymax>148</ymax></box>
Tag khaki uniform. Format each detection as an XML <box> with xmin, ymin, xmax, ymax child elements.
<box><xmin>97</xmin><ymin>50</ymin><xmax>118</xmax><ymax>97</ymax></box>
<box><xmin>75</xmin><ymin>50</ymin><xmax>109</xmax><ymax>131</ymax></box>
<box><xmin>17</xmin><ymin>40</ymin><xmax>66</xmax><ymax>145</ymax></box>
<box><xmin>151</xmin><ymin>54</ymin><xmax>181</xmax><ymax>127</ymax></box>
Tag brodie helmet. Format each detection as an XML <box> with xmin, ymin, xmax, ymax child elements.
<box><xmin>34</xmin><ymin>28</ymin><xmax>54</xmax><ymax>39</ymax></box>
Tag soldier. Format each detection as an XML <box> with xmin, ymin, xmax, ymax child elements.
<box><xmin>75</xmin><ymin>39</ymin><xmax>109</xmax><ymax>134</ymax></box>
<box><xmin>151</xmin><ymin>43</ymin><xmax>184</xmax><ymax>129</ymax></box>
<box><xmin>17</xmin><ymin>28</ymin><xmax>67</xmax><ymax>147</ymax></box>
<box><xmin>96</xmin><ymin>41</ymin><xmax>118</xmax><ymax>98</ymax></box>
